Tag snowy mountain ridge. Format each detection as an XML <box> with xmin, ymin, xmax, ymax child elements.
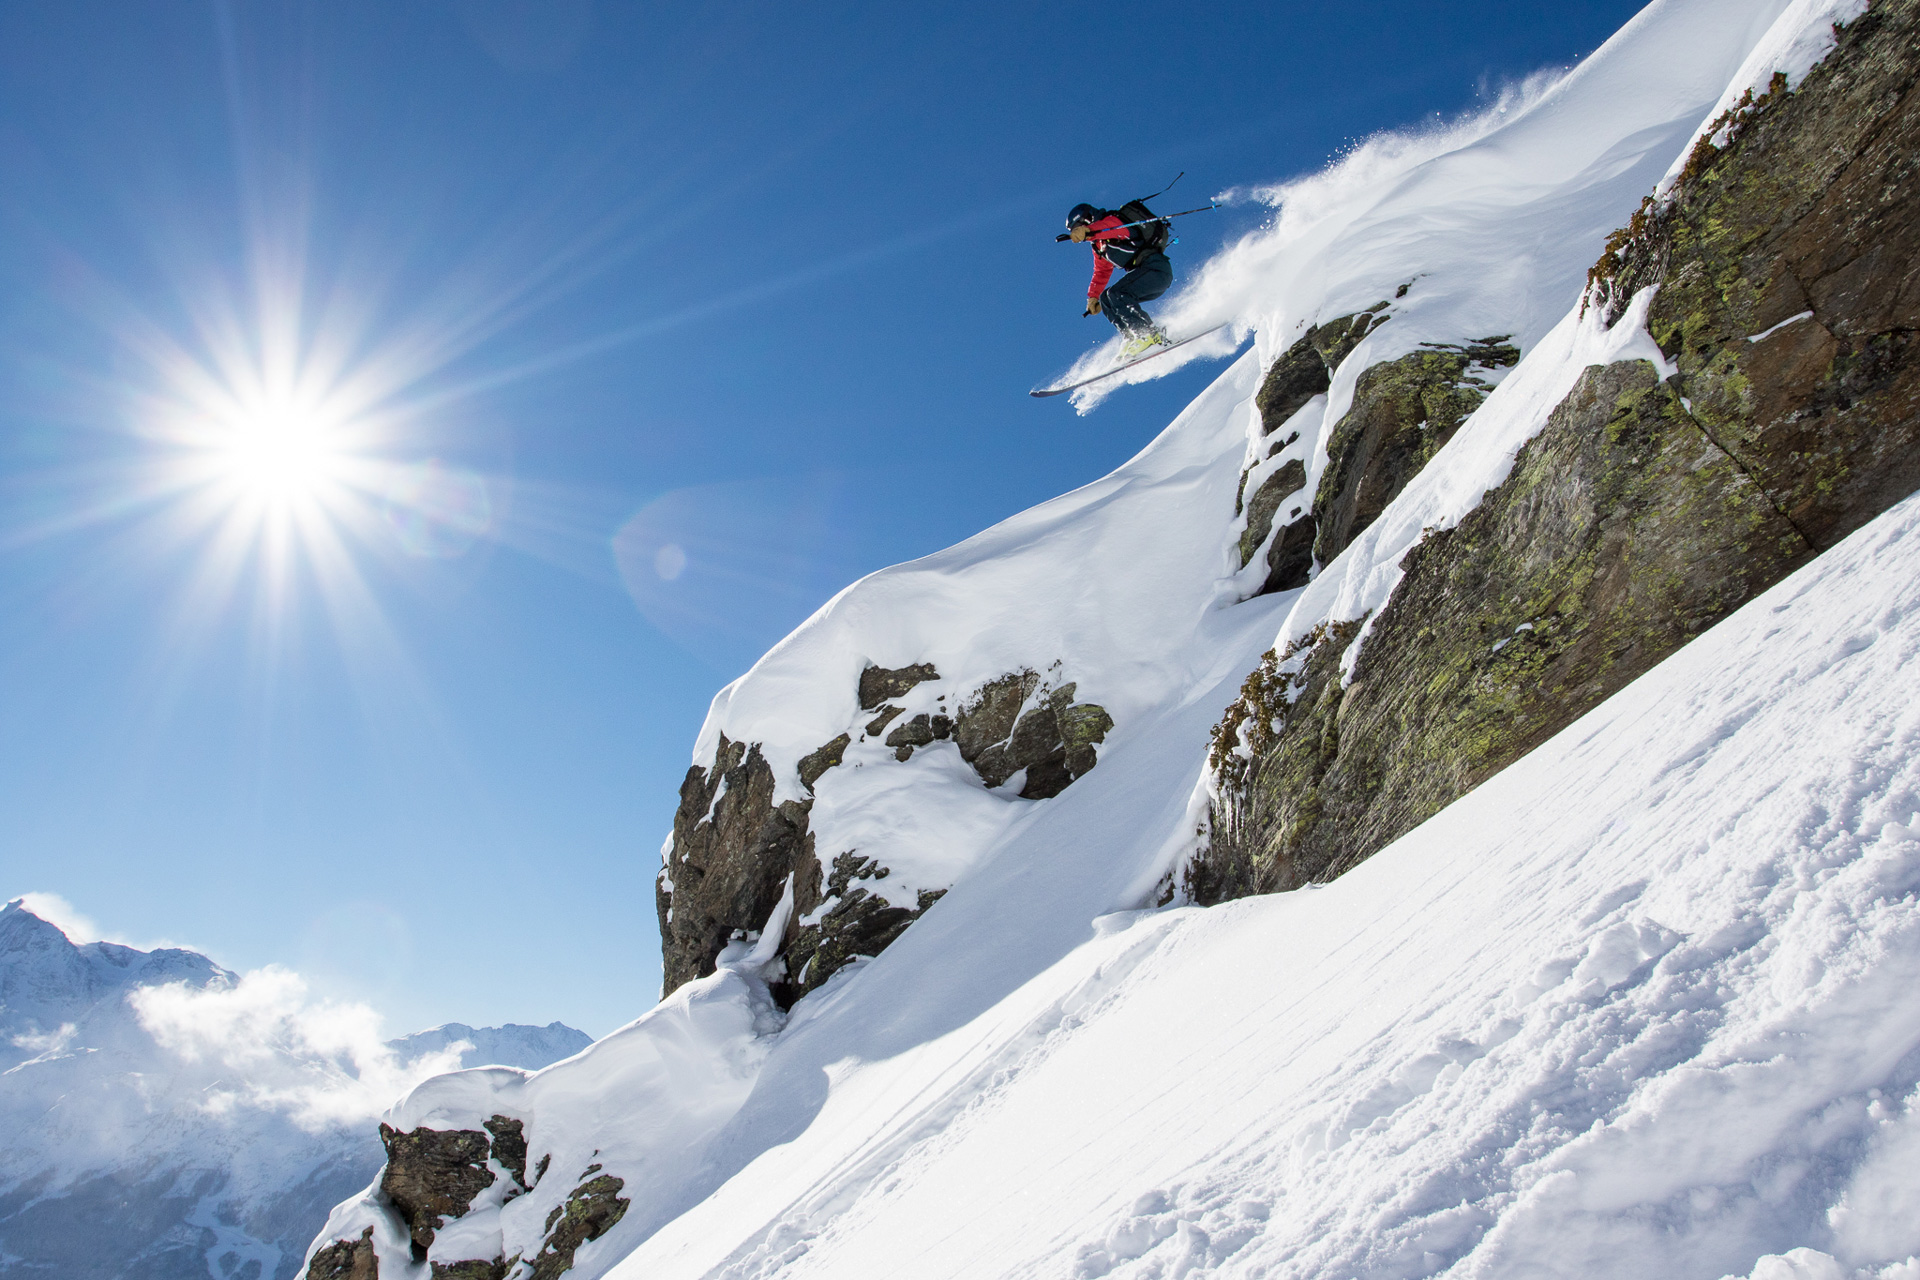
<box><xmin>0</xmin><ymin>897</ymin><xmax>230</xmax><ymax>1068</ymax></box>
<box><xmin>0</xmin><ymin>901</ymin><xmax>588</xmax><ymax>1280</ymax></box>
<box><xmin>303</xmin><ymin>1</ymin><xmax>1920</xmax><ymax>1277</ymax></box>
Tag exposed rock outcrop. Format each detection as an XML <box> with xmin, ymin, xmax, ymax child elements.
<box><xmin>657</xmin><ymin>735</ymin><xmax>815</xmax><ymax>996</ymax></box>
<box><xmin>306</xmin><ymin>1136</ymin><xmax>625</xmax><ymax>1280</ymax></box>
<box><xmin>1311</xmin><ymin>336</ymin><xmax>1520</xmax><ymax>565</ymax></box>
<box><xmin>1196</xmin><ymin>0</ymin><xmax>1920</xmax><ymax>900</ymax></box>
<box><xmin>948</xmin><ymin>669</ymin><xmax>1113</xmax><ymax>797</ymax></box>
<box><xmin>1235</xmin><ymin>311</ymin><xmax>1519</xmax><ymax>599</ymax></box>
<box><xmin>376</xmin><ymin>1116</ymin><xmax>529</xmax><ymax>1261</ymax></box>
<box><xmin>1235</xmin><ymin>307</ymin><xmax>1394</xmax><ymax>595</ymax></box>
<box><xmin>657</xmin><ymin>662</ymin><xmax>1114</xmax><ymax>1000</ymax></box>
<box><xmin>858</xmin><ymin>662</ymin><xmax>939</xmax><ymax>708</ymax></box>
<box><xmin>525</xmin><ymin>1170</ymin><xmax>628</xmax><ymax>1280</ymax></box>
<box><xmin>307</xmin><ymin>1228</ymin><xmax>379</xmax><ymax>1280</ymax></box>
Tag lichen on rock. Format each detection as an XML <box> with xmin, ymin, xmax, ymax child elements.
<box><xmin>1197</xmin><ymin>0</ymin><xmax>1920</xmax><ymax>904</ymax></box>
<box><xmin>1310</xmin><ymin>336</ymin><xmax>1520</xmax><ymax>566</ymax></box>
<box><xmin>1236</xmin><ymin>305</ymin><xmax>1399</xmax><ymax>596</ymax></box>
<box><xmin>951</xmin><ymin>671</ymin><xmax>1111</xmax><ymax>797</ymax></box>
<box><xmin>523</xmin><ymin>1172</ymin><xmax>628</xmax><ymax>1280</ymax></box>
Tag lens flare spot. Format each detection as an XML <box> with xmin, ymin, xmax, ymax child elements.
<box><xmin>654</xmin><ymin>542</ymin><xmax>687</xmax><ymax>581</ymax></box>
<box><xmin>381</xmin><ymin>459</ymin><xmax>494</xmax><ymax>558</ymax></box>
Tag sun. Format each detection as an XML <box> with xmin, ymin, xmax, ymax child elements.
<box><xmin>211</xmin><ymin>396</ymin><xmax>350</xmax><ymax>509</ymax></box>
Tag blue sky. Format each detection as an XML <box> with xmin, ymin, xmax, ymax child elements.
<box><xmin>0</xmin><ymin>0</ymin><xmax>1646</xmax><ymax>1037</ymax></box>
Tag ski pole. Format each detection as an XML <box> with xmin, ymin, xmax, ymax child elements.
<box><xmin>1055</xmin><ymin>204</ymin><xmax>1219</xmax><ymax>242</ymax></box>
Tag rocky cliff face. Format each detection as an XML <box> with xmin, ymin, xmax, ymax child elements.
<box><xmin>1194</xmin><ymin>0</ymin><xmax>1920</xmax><ymax>900</ymax></box>
<box><xmin>1234</xmin><ymin>304</ymin><xmax>1521</xmax><ymax>599</ymax></box>
<box><xmin>303</xmin><ymin>1115</ymin><xmax>629</xmax><ymax>1280</ymax></box>
<box><xmin>656</xmin><ymin>661</ymin><xmax>1114</xmax><ymax>1000</ymax></box>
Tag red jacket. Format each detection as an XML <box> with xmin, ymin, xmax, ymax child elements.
<box><xmin>1083</xmin><ymin>215</ymin><xmax>1137</xmax><ymax>298</ymax></box>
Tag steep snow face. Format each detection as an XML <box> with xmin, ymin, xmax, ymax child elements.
<box><xmin>1062</xmin><ymin>0</ymin><xmax>1829</xmax><ymax>411</ymax></box>
<box><xmin>0</xmin><ymin>903</ymin><xmax>586</xmax><ymax>1280</ymax></box>
<box><xmin>677</xmin><ymin>0</ymin><xmax>1815</xmax><ymax>933</ymax></box>
<box><xmin>621</xmin><ymin>481</ymin><xmax>1920</xmax><ymax>1280</ymax></box>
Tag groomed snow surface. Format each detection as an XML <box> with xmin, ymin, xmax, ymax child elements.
<box><xmin>320</xmin><ymin>1</ymin><xmax>1918</xmax><ymax>1276</ymax></box>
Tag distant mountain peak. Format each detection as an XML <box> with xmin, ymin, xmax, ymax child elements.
<box><xmin>1</xmin><ymin>896</ymin><xmax>593</xmax><ymax>1279</ymax></box>
<box><xmin>1</xmin><ymin>901</ymin><xmax>232</xmax><ymax>1065</ymax></box>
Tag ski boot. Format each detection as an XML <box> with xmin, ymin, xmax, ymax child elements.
<box><xmin>1120</xmin><ymin>328</ymin><xmax>1172</xmax><ymax>360</ymax></box>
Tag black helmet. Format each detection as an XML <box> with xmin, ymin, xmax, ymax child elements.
<box><xmin>1065</xmin><ymin>203</ymin><xmax>1099</xmax><ymax>230</ymax></box>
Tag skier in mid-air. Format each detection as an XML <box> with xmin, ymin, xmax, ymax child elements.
<box><xmin>1066</xmin><ymin>202</ymin><xmax>1172</xmax><ymax>358</ymax></box>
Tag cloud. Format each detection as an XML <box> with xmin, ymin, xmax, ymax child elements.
<box><xmin>12</xmin><ymin>892</ymin><xmax>102</xmax><ymax>944</ymax></box>
<box><xmin>8</xmin><ymin>891</ymin><xmax>196</xmax><ymax>953</ymax></box>
<box><xmin>129</xmin><ymin>966</ymin><xmax>469</xmax><ymax>1130</ymax></box>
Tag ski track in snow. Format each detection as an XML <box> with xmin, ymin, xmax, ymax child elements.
<box><xmin>316</xmin><ymin>2</ymin><xmax>1920</xmax><ymax>1277</ymax></box>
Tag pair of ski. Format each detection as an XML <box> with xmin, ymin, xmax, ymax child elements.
<box><xmin>1028</xmin><ymin>323</ymin><xmax>1233</xmax><ymax>398</ymax></box>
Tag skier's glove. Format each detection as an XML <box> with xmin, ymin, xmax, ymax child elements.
<box><xmin>1084</xmin><ymin>297</ymin><xmax>1101</xmax><ymax>317</ymax></box>
<box><xmin>1070</xmin><ymin>225</ymin><xmax>1089</xmax><ymax>243</ymax></box>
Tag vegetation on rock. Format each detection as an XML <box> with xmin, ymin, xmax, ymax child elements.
<box><xmin>523</xmin><ymin>1172</ymin><xmax>628</xmax><ymax>1280</ymax></box>
<box><xmin>1195</xmin><ymin>0</ymin><xmax>1920</xmax><ymax>901</ymax></box>
<box><xmin>1311</xmin><ymin>337</ymin><xmax>1520</xmax><ymax>566</ymax></box>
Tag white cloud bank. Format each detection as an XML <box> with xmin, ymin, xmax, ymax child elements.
<box><xmin>130</xmin><ymin>966</ymin><xmax>469</xmax><ymax>1130</ymax></box>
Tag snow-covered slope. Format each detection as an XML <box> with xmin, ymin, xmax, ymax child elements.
<box><xmin>305</xmin><ymin>1</ymin><xmax>1920</xmax><ymax>1277</ymax></box>
<box><xmin>662</xmin><ymin>0</ymin><xmax>1825</xmax><ymax>939</ymax></box>
<box><xmin>629</xmin><ymin>450</ymin><xmax>1920</xmax><ymax>1280</ymax></box>
<box><xmin>0</xmin><ymin>903</ymin><xmax>586</xmax><ymax>1280</ymax></box>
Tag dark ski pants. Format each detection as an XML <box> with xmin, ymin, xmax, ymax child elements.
<box><xmin>1101</xmin><ymin>252</ymin><xmax>1172</xmax><ymax>335</ymax></box>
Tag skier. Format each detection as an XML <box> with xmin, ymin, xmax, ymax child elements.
<box><xmin>1066</xmin><ymin>202</ymin><xmax>1173</xmax><ymax>358</ymax></box>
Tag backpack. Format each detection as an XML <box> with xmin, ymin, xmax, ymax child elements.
<box><xmin>1116</xmin><ymin>198</ymin><xmax>1172</xmax><ymax>256</ymax></box>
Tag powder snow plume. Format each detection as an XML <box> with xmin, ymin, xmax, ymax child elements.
<box><xmin>1063</xmin><ymin>0</ymin><xmax>1793</xmax><ymax>409</ymax></box>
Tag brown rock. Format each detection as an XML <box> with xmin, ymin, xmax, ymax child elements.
<box><xmin>858</xmin><ymin>663</ymin><xmax>939</xmax><ymax>710</ymax></box>
<box><xmin>797</xmin><ymin>734</ymin><xmax>850</xmax><ymax>791</ymax></box>
<box><xmin>306</xmin><ymin>1227</ymin><xmax>379</xmax><ymax>1280</ymax></box>
<box><xmin>378</xmin><ymin>1125</ymin><xmax>494</xmax><ymax>1260</ymax></box>
<box><xmin>524</xmin><ymin>1173</ymin><xmax>629</xmax><ymax>1280</ymax></box>
<box><xmin>884</xmin><ymin>714</ymin><xmax>935</xmax><ymax>749</ymax></box>
<box><xmin>656</xmin><ymin>736</ymin><xmax>815</xmax><ymax>999</ymax></box>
